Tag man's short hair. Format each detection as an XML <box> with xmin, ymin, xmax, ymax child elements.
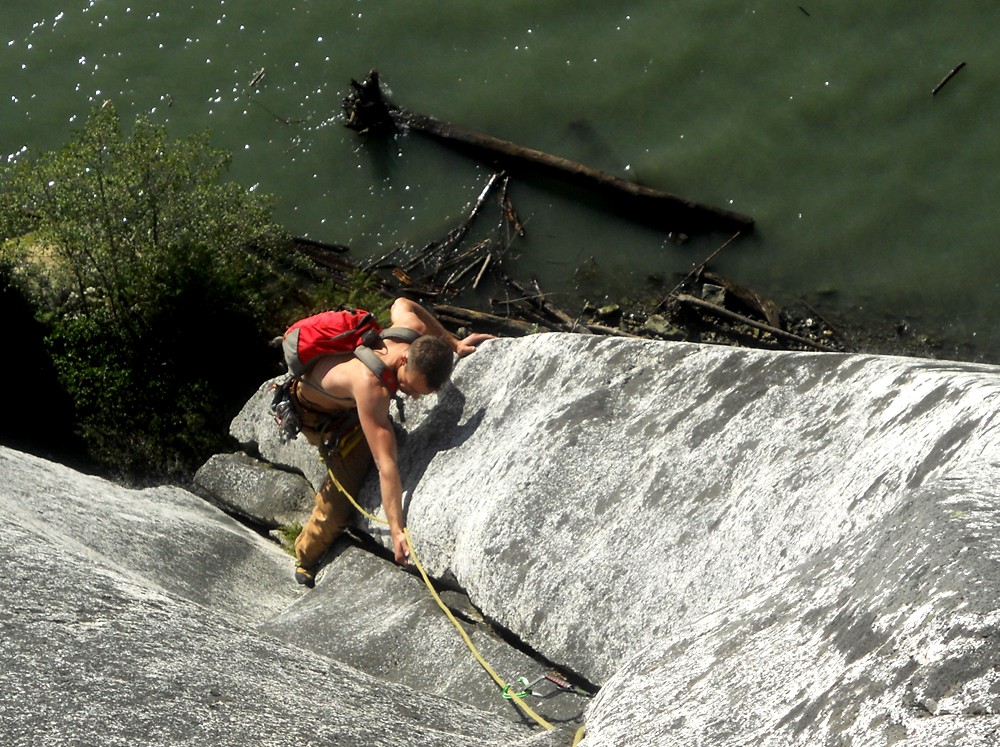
<box><xmin>408</xmin><ymin>336</ymin><xmax>454</xmax><ymax>391</ymax></box>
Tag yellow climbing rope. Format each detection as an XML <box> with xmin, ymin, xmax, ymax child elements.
<box><xmin>327</xmin><ymin>466</ymin><xmax>557</xmax><ymax>733</ymax></box>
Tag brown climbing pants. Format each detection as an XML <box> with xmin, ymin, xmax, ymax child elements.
<box><xmin>294</xmin><ymin>419</ymin><xmax>374</xmax><ymax>571</ymax></box>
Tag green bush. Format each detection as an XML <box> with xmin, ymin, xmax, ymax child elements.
<box><xmin>0</xmin><ymin>104</ymin><xmax>306</xmax><ymax>480</ymax></box>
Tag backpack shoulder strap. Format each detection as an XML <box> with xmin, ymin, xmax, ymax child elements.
<box><xmin>353</xmin><ymin>346</ymin><xmax>397</xmax><ymax>393</ymax></box>
<box><xmin>380</xmin><ymin>326</ymin><xmax>420</xmax><ymax>344</ymax></box>
<box><xmin>354</xmin><ymin>345</ymin><xmax>409</xmax><ymax>423</ymax></box>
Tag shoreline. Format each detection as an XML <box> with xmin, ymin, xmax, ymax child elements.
<box><xmin>438</xmin><ymin>279</ymin><xmax>996</xmax><ymax>369</ymax></box>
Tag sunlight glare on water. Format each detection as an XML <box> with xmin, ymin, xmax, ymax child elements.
<box><xmin>3</xmin><ymin>0</ymin><xmax>999</xmax><ymax>360</ymax></box>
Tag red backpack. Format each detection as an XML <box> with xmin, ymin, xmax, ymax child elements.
<box><xmin>281</xmin><ymin>307</ymin><xmax>420</xmax><ymax>388</ymax></box>
<box><xmin>282</xmin><ymin>308</ymin><xmax>382</xmax><ymax>377</ymax></box>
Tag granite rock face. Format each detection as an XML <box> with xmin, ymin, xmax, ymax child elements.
<box><xmin>194</xmin><ymin>451</ymin><xmax>314</xmax><ymax>528</ymax></box>
<box><xmin>260</xmin><ymin>542</ymin><xmax>588</xmax><ymax>727</ymax></box>
<box><xmin>6</xmin><ymin>333</ymin><xmax>1000</xmax><ymax>746</ymax></box>
<box><xmin>584</xmin><ymin>471</ymin><xmax>1000</xmax><ymax>745</ymax></box>
<box><xmin>340</xmin><ymin>335</ymin><xmax>1000</xmax><ymax>744</ymax></box>
<box><xmin>0</xmin><ymin>447</ymin><xmax>534</xmax><ymax>746</ymax></box>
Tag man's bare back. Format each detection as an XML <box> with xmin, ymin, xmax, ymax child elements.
<box><xmin>297</xmin><ymin>344</ymin><xmax>405</xmax><ymax>415</ymax></box>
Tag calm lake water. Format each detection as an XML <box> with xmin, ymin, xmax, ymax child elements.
<box><xmin>4</xmin><ymin>1</ymin><xmax>999</xmax><ymax>362</ymax></box>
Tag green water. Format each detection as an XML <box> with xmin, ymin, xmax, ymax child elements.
<box><xmin>4</xmin><ymin>2</ymin><xmax>999</xmax><ymax>361</ymax></box>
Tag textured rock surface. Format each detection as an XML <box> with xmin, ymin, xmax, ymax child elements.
<box><xmin>582</xmin><ymin>472</ymin><xmax>1000</xmax><ymax>746</ymax></box>
<box><xmin>6</xmin><ymin>332</ymin><xmax>1000</xmax><ymax>746</ymax></box>
<box><xmin>0</xmin><ymin>447</ymin><xmax>297</xmax><ymax>625</ymax></box>
<box><xmin>194</xmin><ymin>451</ymin><xmax>314</xmax><ymax>528</ymax></box>
<box><xmin>341</xmin><ymin>335</ymin><xmax>1000</xmax><ymax>744</ymax></box>
<box><xmin>230</xmin><ymin>377</ymin><xmax>328</xmax><ymax>491</ymax></box>
<box><xmin>261</xmin><ymin>542</ymin><xmax>588</xmax><ymax>728</ymax></box>
<box><xmin>0</xmin><ymin>447</ymin><xmax>531</xmax><ymax>746</ymax></box>
<box><xmin>355</xmin><ymin>338</ymin><xmax>1000</xmax><ymax>676</ymax></box>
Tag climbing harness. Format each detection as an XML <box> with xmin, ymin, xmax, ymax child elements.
<box><xmin>325</xmin><ymin>465</ymin><xmax>559</xmax><ymax>733</ymax></box>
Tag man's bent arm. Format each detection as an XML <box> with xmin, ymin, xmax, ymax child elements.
<box><xmin>390</xmin><ymin>297</ymin><xmax>494</xmax><ymax>358</ymax></box>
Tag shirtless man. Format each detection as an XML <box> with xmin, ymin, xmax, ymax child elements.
<box><xmin>288</xmin><ymin>297</ymin><xmax>493</xmax><ymax>587</ymax></box>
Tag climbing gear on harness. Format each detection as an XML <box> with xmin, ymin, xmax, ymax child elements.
<box><xmin>270</xmin><ymin>379</ymin><xmax>366</xmax><ymax>448</ymax></box>
<box><xmin>270</xmin><ymin>378</ymin><xmax>304</xmax><ymax>443</ymax></box>
<box><xmin>324</xmin><ymin>464</ymin><xmax>556</xmax><ymax>733</ymax></box>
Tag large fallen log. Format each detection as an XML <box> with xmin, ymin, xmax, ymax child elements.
<box><xmin>343</xmin><ymin>71</ymin><xmax>754</xmax><ymax>236</ymax></box>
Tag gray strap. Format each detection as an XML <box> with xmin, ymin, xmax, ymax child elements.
<box><xmin>353</xmin><ymin>346</ymin><xmax>407</xmax><ymax>422</ymax></box>
<box><xmin>380</xmin><ymin>326</ymin><xmax>420</xmax><ymax>344</ymax></box>
<box><xmin>354</xmin><ymin>330</ymin><xmax>421</xmax><ymax>388</ymax></box>
<box><xmin>282</xmin><ymin>328</ymin><xmax>305</xmax><ymax>376</ymax></box>
<box><xmin>353</xmin><ymin>346</ymin><xmax>389</xmax><ymax>383</ymax></box>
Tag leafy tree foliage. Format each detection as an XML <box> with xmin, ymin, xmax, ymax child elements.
<box><xmin>0</xmin><ymin>104</ymin><xmax>300</xmax><ymax>480</ymax></box>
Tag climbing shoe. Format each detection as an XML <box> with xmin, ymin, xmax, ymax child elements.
<box><xmin>294</xmin><ymin>566</ymin><xmax>315</xmax><ymax>588</ymax></box>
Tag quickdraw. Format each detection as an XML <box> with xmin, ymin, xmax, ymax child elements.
<box><xmin>502</xmin><ymin>672</ymin><xmax>591</xmax><ymax>700</ymax></box>
<box><xmin>501</xmin><ymin>676</ymin><xmax>531</xmax><ymax>700</ymax></box>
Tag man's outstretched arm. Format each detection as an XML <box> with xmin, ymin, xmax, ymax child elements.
<box><xmin>355</xmin><ymin>382</ymin><xmax>409</xmax><ymax>564</ymax></box>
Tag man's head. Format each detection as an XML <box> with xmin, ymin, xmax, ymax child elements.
<box><xmin>398</xmin><ymin>336</ymin><xmax>454</xmax><ymax>396</ymax></box>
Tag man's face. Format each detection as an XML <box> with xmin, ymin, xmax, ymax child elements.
<box><xmin>397</xmin><ymin>361</ymin><xmax>435</xmax><ymax>399</ymax></box>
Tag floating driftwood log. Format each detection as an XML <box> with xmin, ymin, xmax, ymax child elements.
<box><xmin>343</xmin><ymin>71</ymin><xmax>754</xmax><ymax>236</ymax></box>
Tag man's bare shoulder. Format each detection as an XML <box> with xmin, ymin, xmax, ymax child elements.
<box><xmin>389</xmin><ymin>298</ymin><xmax>429</xmax><ymax>334</ymax></box>
<box><xmin>351</xmin><ymin>362</ymin><xmax>393</xmax><ymax>408</ymax></box>
<box><xmin>314</xmin><ymin>355</ymin><xmax>387</xmax><ymax>400</ymax></box>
